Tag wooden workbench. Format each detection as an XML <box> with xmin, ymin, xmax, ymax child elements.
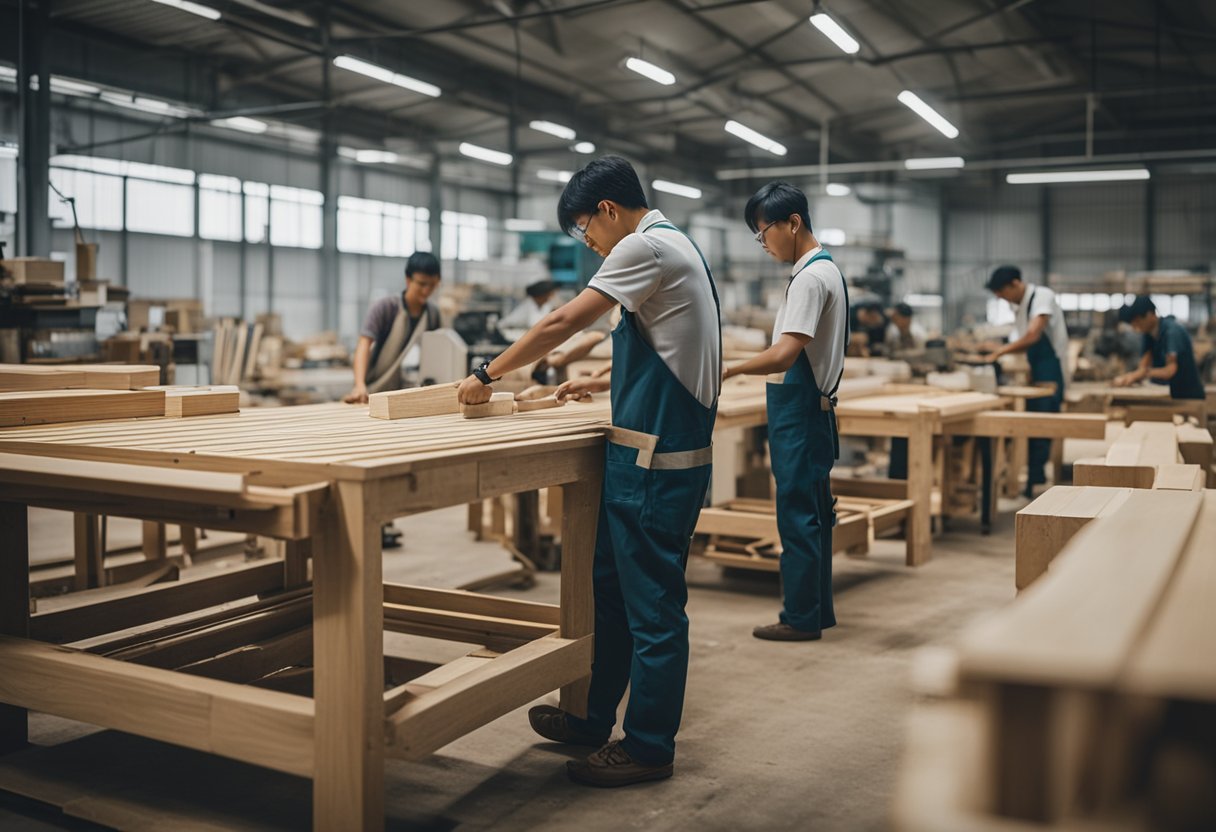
<box><xmin>0</xmin><ymin>402</ymin><xmax>612</xmax><ymax>831</ymax></box>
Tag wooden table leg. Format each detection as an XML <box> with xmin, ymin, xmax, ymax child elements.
<box><xmin>73</xmin><ymin>513</ymin><xmax>104</xmax><ymax>590</ymax></box>
<box><xmin>0</xmin><ymin>502</ymin><xmax>29</xmax><ymax>753</ymax></box>
<box><xmin>312</xmin><ymin>480</ymin><xmax>384</xmax><ymax>831</ymax></box>
<box><xmin>467</xmin><ymin>501</ymin><xmax>484</xmax><ymax>540</ymax></box>
<box><xmin>558</xmin><ymin>469</ymin><xmax>602</xmax><ymax>718</ymax></box>
<box><xmin>179</xmin><ymin>525</ymin><xmax>198</xmax><ymax>557</ymax></box>
<box><xmin>283</xmin><ymin>538</ymin><xmax>310</xmax><ymax>589</ymax></box>
<box><xmin>906</xmin><ymin>416</ymin><xmax>934</xmax><ymax>567</ymax></box>
<box><xmin>1005</xmin><ymin>398</ymin><xmax>1028</xmax><ymax>497</ymax></box>
<box><xmin>142</xmin><ymin>521</ymin><xmax>167</xmax><ymax>561</ymax></box>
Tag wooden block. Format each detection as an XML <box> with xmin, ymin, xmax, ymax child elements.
<box><xmin>1014</xmin><ymin>486</ymin><xmax>1133</xmax><ymax>590</ymax></box>
<box><xmin>0</xmin><ymin>389</ymin><xmax>166</xmax><ymax>428</ymax></box>
<box><xmin>75</xmin><ymin>364</ymin><xmax>161</xmax><ymax>390</ymax></box>
<box><xmin>1073</xmin><ymin>457</ymin><xmax>1156</xmax><ymax>489</ymax></box>
<box><xmin>1176</xmin><ymin>424</ymin><xmax>1214</xmax><ymax>487</ymax></box>
<box><xmin>1153</xmin><ymin>464</ymin><xmax>1205</xmax><ymax>491</ymax></box>
<box><xmin>0</xmin><ymin>365</ymin><xmax>86</xmax><ymax>392</ymax></box>
<box><xmin>461</xmin><ymin>392</ymin><xmax>516</xmax><ymax>419</ymax></box>
<box><xmin>368</xmin><ymin>383</ymin><xmax>459</xmax><ymax>420</ymax></box>
<box><xmin>514</xmin><ymin>395</ymin><xmax>564</xmax><ymax>413</ymax></box>
<box><xmin>0</xmin><ymin>258</ymin><xmax>63</xmax><ymax>284</ymax></box>
<box><xmin>151</xmin><ymin>386</ymin><xmax>241</xmax><ymax>417</ymax></box>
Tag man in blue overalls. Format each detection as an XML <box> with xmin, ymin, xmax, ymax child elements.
<box><xmin>722</xmin><ymin>182</ymin><xmax>849</xmax><ymax>642</ymax></box>
<box><xmin>984</xmin><ymin>265</ymin><xmax>1070</xmax><ymax>498</ymax></box>
<box><xmin>1114</xmin><ymin>295</ymin><xmax>1206</xmax><ymax>401</ymax></box>
<box><xmin>458</xmin><ymin>156</ymin><xmax>721</xmax><ymax>787</ymax></box>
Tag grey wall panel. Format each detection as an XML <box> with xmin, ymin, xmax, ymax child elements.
<box><xmin>1051</xmin><ymin>182</ymin><xmax>1146</xmax><ymax>277</ymax></box>
<box><xmin>1155</xmin><ymin>177</ymin><xmax>1216</xmax><ymax>271</ymax></box>
<box><xmin>125</xmin><ymin>234</ymin><xmax>196</xmax><ymax>298</ymax></box>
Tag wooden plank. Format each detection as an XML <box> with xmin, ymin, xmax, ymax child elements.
<box><xmin>383</xmin><ymin>603</ymin><xmax>557</xmax><ymax>643</ymax></box>
<box><xmin>312</xmin><ymin>479</ymin><xmax>384</xmax><ymax>831</ymax></box>
<box><xmin>368</xmin><ymin>383</ymin><xmax>459</xmax><ymax>420</ymax></box>
<box><xmin>0</xmin><ymin>365</ymin><xmax>86</xmax><ymax>392</ymax></box>
<box><xmin>0</xmin><ymin>502</ymin><xmax>29</xmax><ymax>752</ymax></box>
<box><xmin>154</xmin><ymin>386</ymin><xmax>241</xmax><ymax>418</ymax></box>
<box><xmin>386</xmin><ymin>634</ymin><xmax>593</xmax><ymax>760</ymax></box>
<box><xmin>1014</xmin><ymin>486</ymin><xmax>1133</xmax><ymax>590</ymax></box>
<box><xmin>558</xmin><ymin>469</ymin><xmax>601</xmax><ymax>718</ymax></box>
<box><xmin>141</xmin><ymin>521</ymin><xmax>167</xmax><ymax>561</ymax></box>
<box><xmin>906</xmin><ymin>412</ymin><xmax>934</xmax><ymax>566</ymax></box>
<box><xmin>383</xmin><ymin>584</ymin><xmax>559</xmax><ymax>626</ymax></box>
<box><xmin>30</xmin><ymin>559</ymin><xmax>286</xmax><ymax>644</ymax></box>
<box><xmin>958</xmin><ymin>489</ymin><xmax>1203</xmax><ymax>687</ymax></box>
<box><xmin>1176</xmin><ymin>423</ymin><xmax>1214</xmax><ymax>488</ymax></box>
<box><xmin>0</xmin><ymin>389</ymin><xmax>165</xmax><ymax>427</ymax></box>
<box><xmin>461</xmin><ymin>392</ymin><xmax>516</xmax><ymax>419</ymax></box>
<box><xmin>0</xmin><ymin>635</ymin><xmax>313</xmax><ymax>777</ymax></box>
<box><xmin>955</xmin><ymin>411</ymin><xmax>1107</xmax><ymax>440</ymax></box>
<box><xmin>75</xmin><ymin>364</ymin><xmax>161</xmax><ymax>390</ymax></box>
<box><xmin>72</xmin><ymin>513</ymin><xmax>104</xmax><ymax>591</ymax></box>
<box><xmin>175</xmin><ymin>626</ymin><xmax>312</xmax><ymax>684</ymax></box>
<box><xmin>1072</xmin><ymin>458</ymin><xmax>1157</xmax><ymax>490</ymax></box>
<box><xmin>1153</xmin><ymin>464</ymin><xmax>1205</xmax><ymax>491</ymax></box>
<box><xmin>514</xmin><ymin>395</ymin><xmax>564</xmax><ymax>413</ymax></box>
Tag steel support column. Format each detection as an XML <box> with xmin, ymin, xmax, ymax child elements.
<box><xmin>18</xmin><ymin>0</ymin><xmax>51</xmax><ymax>257</ymax></box>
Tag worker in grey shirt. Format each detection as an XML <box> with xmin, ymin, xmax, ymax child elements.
<box><xmin>724</xmin><ymin>182</ymin><xmax>849</xmax><ymax>642</ymax></box>
<box><xmin>343</xmin><ymin>251</ymin><xmax>441</xmax><ymax>404</ymax></box>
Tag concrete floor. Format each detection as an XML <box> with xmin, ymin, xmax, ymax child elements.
<box><xmin>0</xmin><ymin>502</ymin><xmax>1019</xmax><ymax>831</ymax></box>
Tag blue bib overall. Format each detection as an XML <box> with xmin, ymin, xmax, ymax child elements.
<box><xmin>1023</xmin><ymin>287</ymin><xmax>1065</xmax><ymax>487</ymax></box>
<box><xmin>569</xmin><ymin>220</ymin><xmax>720</xmax><ymax>764</ymax></box>
<box><xmin>767</xmin><ymin>249</ymin><xmax>848</xmax><ymax>633</ymax></box>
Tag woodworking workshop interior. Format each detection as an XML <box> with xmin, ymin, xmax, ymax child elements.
<box><xmin>2</xmin><ymin>1</ymin><xmax>1216</xmax><ymax>830</ymax></box>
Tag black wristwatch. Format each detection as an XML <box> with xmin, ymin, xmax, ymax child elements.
<box><xmin>472</xmin><ymin>362</ymin><xmax>500</xmax><ymax>385</ymax></box>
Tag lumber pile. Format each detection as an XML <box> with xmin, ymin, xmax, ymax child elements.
<box><xmin>0</xmin><ymin>363</ymin><xmax>160</xmax><ymax>392</ymax></box>
<box><xmin>211</xmin><ymin>319</ymin><xmax>264</xmax><ymax>386</ymax></box>
<box><xmin>896</xmin><ymin>489</ymin><xmax>1216</xmax><ymax>832</ymax></box>
<box><xmin>0</xmin><ymin>388</ymin><xmax>166</xmax><ymax>428</ymax></box>
<box><xmin>1072</xmin><ymin>421</ymin><xmax>1205</xmax><ymax>489</ymax></box>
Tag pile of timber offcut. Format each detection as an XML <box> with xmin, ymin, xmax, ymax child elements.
<box><xmin>896</xmin><ymin>488</ymin><xmax>1216</xmax><ymax>832</ymax></box>
<box><xmin>211</xmin><ymin>319</ymin><xmax>264</xmax><ymax>386</ymax></box>
<box><xmin>1073</xmin><ymin>421</ymin><xmax>1207</xmax><ymax>489</ymax></box>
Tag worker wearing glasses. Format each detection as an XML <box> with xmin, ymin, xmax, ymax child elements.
<box><xmin>457</xmin><ymin>156</ymin><xmax>721</xmax><ymax>787</ymax></box>
<box><xmin>722</xmin><ymin>182</ymin><xmax>849</xmax><ymax>642</ymax></box>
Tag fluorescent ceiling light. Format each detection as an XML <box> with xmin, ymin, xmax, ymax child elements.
<box><xmin>724</xmin><ymin>120</ymin><xmax>787</xmax><ymax>156</ymax></box>
<box><xmin>459</xmin><ymin>142</ymin><xmax>512</xmax><ymax>166</ymax></box>
<box><xmin>1006</xmin><ymin>168</ymin><xmax>1150</xmax><ymax>184</ymax></box>
<box><xmin>818</xmin><ymin>228</ymin><xmax>847</xmax><ymax>246</ymax></box>
<box><xmin>904</xmin><ymin>156</ymin><xmax>965</xmax><ymax>170</ymax></box>
<box><xmin>825</xmin><ymin>183</ymin><xmax>851</xmax><ymax>196</ymax></box>
<box><xmin>338</xmin><ymin>146</ymin><xmax>398</xmax><ymax>164</ymax></box>
<box><xmin>529</xmin><ymin>120</ymin><xmax>577</xmax><ymax>141</ymax></box>
<box><xmin>0</xmin><ymin>66</ymin><xmax>15</xmax><ymax>82</ymax></box>
<box><xmin>99</xmin><ymin>90</ymin><xmax>198</xmax><ymax>119</ymax></box>
<box><xmin>506</xmin><ymin>218</ymin><xmax>546</xmax><ymax>232</ymax></box>
<box><xmin>573</xmin><ymin>141</ymin><xmax>596</xmax><ymax>154</ymax></box>
<box><xmin>625</xmin><ymin>57</ymin><xmax>676</xmax><ymax>86</ymax></box>
<box><xmin>211</xmin><ymin>116</ymin><xmax>268</xmax><ymax>134</ymax></box>
<box><xmin>537</xmin><ymin>169</ymin><xmax>573</xmax><ymax>183</ymax></box>
<box><xmin>652</xmin><ymin>179</ymin><xmax>702</xmax><ymax>199</ymax></box>
<box><xmin>50</xmin><ymin>77</ymin><xmax>101</xmax><ymax>96</ymax></box>
<box><xmin>898</xmin><ymin>90</ymin><xmax>959</xmax><ymax>139</ymax></box>
<box><xmin>809</xmin><ymin>13</ymin><xmax>860</xmax><ymax>54</ymax></box>
<box><xmin>149</xmin><ymin>0</ymin><xmax>221</xmax><ymax>21</ymax></box>
<box><xmin>333</xmin><ymin>55</ymin><xmax>441</xmax><ymax>98</ymax></box>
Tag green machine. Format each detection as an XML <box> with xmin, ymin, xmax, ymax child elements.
<box><xmin>517</xmin><ymin>231</ymin><xmax>598</xmax><ymax>288</ymax></box>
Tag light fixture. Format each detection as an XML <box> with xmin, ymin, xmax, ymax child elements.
<box><xmin>459</xmin><ymin>142</ymin><xmax>512</xmax><ymax>166</ymax></box>
<box><xmin>99</xmin><ymin>90</ymin><xmax>198</xmax><ymax>119</ymax></box>
<box><xmin>904</xmin><ymin>156</ymin><xmax>965</xmax><ymax>170</ymax></box>
<box><xmin>625</xmin><ymin>57</ymin><xmax>676</xmax><ymax>86</ymax></box>
<box><xmin>49</xmin><ymin>77</ymin><xmax>101</xmax><ymax>96</ymax></box>
<box><xmin>506</xmin><ymin>218</ymin><xmax>546</xmax><ymax>232</ymax></box>
<box><xmin>724</xmin><ymin>120</ymin><xmax>787</xmax><ymax>156</ymax></box>
<box><xmin>809</xmin><ymin>13</ymin><xmax>860</xmax><ymax>55</ymax></box>
<box><xmin>1006</xmin><ymin>168</ymin><xmax>1150</xmax><ymax>184</ymax></box>
<box><xmin>652</xmin><ymin>179</ymin><xmax>702</xmax><ymax>199</ymax></box>
<box><xmin>529</xmin><ymin>120</ymin><xmax>577</xmax><ymax>141</ymax></box>
<box><xmin>211</xmin><ymin>116</ymin><xmax>268</xmax><ymax>134</ymax></box>
<box><xmin>333</xmin><ymin>55</ymin><xmax>441</xmax><ymax>98</ymax></box>
<box><xmin>572</xmin><ymin>141</ymin><xmax>596</xmax><ymax>154</ymax></box>
<box><xmin>897</xmin><ymin>90</ymin><xmax>959</xmax><ymax>139</ymax></box>
<box><xmin>0</xmin><ymin>144</ymin><xmax>17</xmax><ymax>159</ymax></box>
<box><xmin>818</xmin><ymin>228</ymin><xmax>847</xmax><ymax>246</ymax></box>
<box><xmin>537</xmin><ymin>169</ymin><xmax>573</xmax><ymax>183</ymax></box>
<box><xmin>338</xmin><ymin>146</ymin><xmax>399</xmax><ymax>164</ymax></box>
<box><xmin>825</xmin><ymin>183</ymin><xmax>851</xmax><ymax>196</ymax></box>
<box><xmin>149</xmin><ymin>0</ymin><xmax>221</xmax><ymax>21</ymax></box>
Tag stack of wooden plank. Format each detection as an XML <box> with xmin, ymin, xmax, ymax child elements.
<box><xmin>896</xmin><ymin>489</ymin><xmax>1216</xmax><ymax>832</ymax></box>
<box><xmin>1073</xmin><ymin>421</ymin><xmax>1205</xmax><ymax>489</ymax></box>
<box><xmin>211</xmin><ymin>319</ymin><xmax>264</xmax><ymax>386</ymax></box>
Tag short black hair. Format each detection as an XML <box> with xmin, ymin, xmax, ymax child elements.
<box><xmin>406</xmin><ymin>251</ymin><xmax>441</xmax><ymax>278</ymax></box>
<box><xmin>986</xmin><ymin>265</ymin><xmax>1022</xmax><ymax>292</ymax></box>
<box><xmin>744</xmin><ymin>182</ymin><xmax>812</xmax><ymax>234</ymax></box>
<box><xmin>557</xmin><ymin>155</ymin><xmax>648</xmax><ymax>236</ymax></box>
<box><xmin>526</xmin><ymin>279</ymin><xmax>556</xmax><ymax>299</ymax></box>
<box><xmin>1119</xmin><ymin>295</ymin><xmax>1156</xmax><ymax>323</ymax></box>
<box><xmin>893</xmin><ymin>302</ymin><xmax>913</xmax><ymax>318</ymax></box>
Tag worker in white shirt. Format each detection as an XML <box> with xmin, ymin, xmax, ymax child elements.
<box><xmin>499</xmin><ymin>279</ymin><xmax>559</xmax><ymax>334</ymax></box>
<box><xmin>884</xmin><ymin>302</ymin><xmax>926</xmax><ymax>356</ymax></box>
<box><xmin>984</xmin><ymin>265</ymin><xmax>1070</xmax><ymax>497</ymax></box>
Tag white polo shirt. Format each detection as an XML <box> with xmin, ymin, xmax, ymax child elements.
<box><xmin>1013</xmin><ymin>283</ymin><xmax>1071</xmax><ymax>381</ymax></box>
<box><xmin>587</xmin><ymin>209</ymin><xmax>721</xmax><ymax>408</ymax></box>
<box><xmin>773</xmin><ymin>247</ymin><xmax>849</xmax><ymax>392</ymax></box>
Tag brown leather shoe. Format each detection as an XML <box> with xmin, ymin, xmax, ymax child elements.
<box><xmin>752</xmin><ymin>622</ymin><xmax>822</xmax><ymax>641</ymax></box>
<box><xmin>566</xmin><ymin>741</ymin><xmax>673</xmax><ymax>788</ymax></box>
<box><xmin>528</xmin><ymin>705</ymin><xmax>609</xmax><ymax>747</ymax></box>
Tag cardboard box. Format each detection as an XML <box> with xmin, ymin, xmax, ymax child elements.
<box><xmin>0</xmin><ymin>258</ymin><xmax>65</xmax><ymax>284</ymax></box>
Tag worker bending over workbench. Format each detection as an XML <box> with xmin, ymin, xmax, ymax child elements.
<box><xmin>458</xmin><ymin>156</ymin><xmax>721</xmax><ymax>788</ymax></box>
<box><xmin>1114</xmin><ymin>295</ymin><xmax>1205</xmax><ymax>401</ymax></box>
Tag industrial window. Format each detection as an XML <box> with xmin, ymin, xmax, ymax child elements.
<box><xmin>441</xmin><ymin>210</ymin><xmax>488</xmax><ymax>261</ymax></box>
<box><xmin>126</xmin><ymin>178</ymin><xmax>194</xmax><ymax>237</ymax></box>
<box><xmin>198</xmin><ymin>174</ymin><xmax>242</xmax><ymax>242</ymax></box>
<box><xmin>269</xmin><ymin>185</ymin><xmax>323</xmax><ymax>249</ymax></box>
<box><xmin>48</xmin><ymin>167</ymin><xmax>124</xmax><ymax>231</ymax></box>
<box><xmin>337</xmin><ymin>196</ymin><xmax>430</xmax><ymax>256</ymax></box>
<box><xmin>244</xmin><ymin>181</ymin><xmax>270</xmax><ymax>243</ymax></box>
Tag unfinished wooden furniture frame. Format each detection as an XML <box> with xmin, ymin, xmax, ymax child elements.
<box><xmin>0</xmin><ymin>403</ymin><xmax>609</xmax><ymax>831</ymax></box>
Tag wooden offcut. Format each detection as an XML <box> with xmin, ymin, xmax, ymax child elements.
<box><xmin>515</xmin><ymin>395</ymin><xmax>564</xmax><ymax>413</ymax></box>
<box><xmin>1152</xmin><ymin>463</ymin><xmax>1205</xmax><ymax>491</ymax></box>
<box><xmin>368</xmin><ymin>383</ymin><xmax>460</xmax><ymax>420</ymax></box>
<box><xmin>76</xmin><ymin>365</ymin><xmax>161</xmax><ymax>390</ymax></box>
<box><xmin>0</xmin><ymin>389</ymin><xmax>166</xmax><ymax>427</ymax></box>
<box><xmin>151</xmin><ymin>386</ymin><xmax>241</xmax><ymax>418</ymax></box>
<box><xmin>461</xmin><ymin>392</ymin><xmax>516</xmax><ymax>419</ymax></box>
<box><xmin>1014</xmin><ymin>486</ymin><xmax>1133</xmax><ymax>590</ymax></box>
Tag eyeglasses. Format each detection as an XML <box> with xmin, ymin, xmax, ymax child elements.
<box><xmin>570</xmin><ymin>209</ymin><xmax>599</xmax><ymax>242</ymax></box>
<box><xmin>753</xmin><ymin>219</ymin><xmax>783</xmax><ymax>244</ymax></box>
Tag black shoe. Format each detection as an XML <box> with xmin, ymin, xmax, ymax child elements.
<box><xmin>752</xmin><ymin>622</ymin><xmax>822</xmax><ymax>641</ymax></box>
<box><xmin>528</xmin><ymin>705</ymin><xmax>609</xmax><ymax>747</ymax></box>
<box><xmin>566</xmin><ymin>741</ymin><xmax>673</xmax><ymax>787</ymax></box>
<box><xmin>381</xmin><ymin>523</ymin><xmax>403</xmax><ymax>550</ymax></box>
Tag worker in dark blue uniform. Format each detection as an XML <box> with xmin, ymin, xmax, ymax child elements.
<box><xmin>458</xmin><ymin>156</ymin><xmax>721</xmax><ymax>787</ymax></box>
<box><xmin>723</xmin><ymin>183</ymin><xmax>849</xmax><ymax>641</ymax></box>
<box><xmin>984</xmin><ymin>266</ymin><xmax>1070</xmax><ymax>497</ymax></box>
<box><xmin>1115</xmin><ymin>295</ymin><xmax>1205</xmax><ymax>400</ymax></box>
